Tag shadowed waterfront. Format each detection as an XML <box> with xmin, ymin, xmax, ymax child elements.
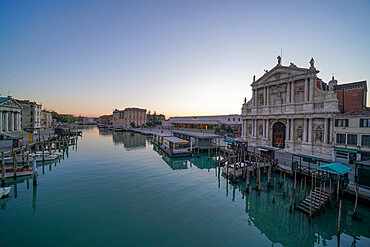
<box><xmin>0</xmin><ymin>127</ymin><xmax>369</xmax><ymax>247</ymax></box>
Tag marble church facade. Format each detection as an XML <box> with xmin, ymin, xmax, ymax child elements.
<box><xmin>241</xmin><ymin>57</ymin><xmax>339</xmax><ymax>160</ymax></box>
<box><xmin>0</xmin><ymin>97</ymin><xmax>22</xmax><ymax>135</ymax></box>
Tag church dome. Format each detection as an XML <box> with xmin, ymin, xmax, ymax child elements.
<box><xmin>329</xmin><ymin>76</ymin><xmax>338</xmax><ymax>85</ymax></box>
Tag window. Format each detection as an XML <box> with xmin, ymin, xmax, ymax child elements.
<box><xmin>238</xmin><ymin>118</ymin><xmax>240</xmax><ymax>121</ymax></box>
<box><xmin>362</xmin><ymin>135</ymin><xmax>370</xmax><ymax>147</ymax></box>
<box><xmin>336</xmin><ymin>134</ymin><xmax>346</xmax><ymax>144</ymax></box>
<box><xmin>347</xmin><ymin>134</ymin><xmax>357</xmax><ymax>146</ymax></box>
<box><xmin>335</xmin><ymin>119</ymin><xmax>348</xmax><ymax>127</ymax></box>
<box><xmin>228</xmin><ymin>118</ymin><xmax>230</xmax><ymax>121</ymax></box>
<box><xmin>360</xmin><ymin>119</ymin><xmax>370</xmax><ymax>127</ymax></box>
<box><xmin>233</xmin><ymin>118</ymin><xmax>235</xmax><ymax>121</ymax></box>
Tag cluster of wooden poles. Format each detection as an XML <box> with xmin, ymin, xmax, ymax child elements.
<box><xmin>1</xmin><ymin>134</ymin><xmax>73</xmax><ymax>187</ymax></box>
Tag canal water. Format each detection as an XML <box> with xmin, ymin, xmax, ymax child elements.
<box><xmin>0</xmin><ymin>127</ymin><xmax>369</xmax><ymax>247</ymax></box>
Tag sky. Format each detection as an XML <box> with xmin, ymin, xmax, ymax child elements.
<box><xmin>1</xmin><ymin>0</ymin><xmax>369</xmax><ymax>117</ymax></box>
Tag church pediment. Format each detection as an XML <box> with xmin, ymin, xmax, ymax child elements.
<box><xmin>252</xmin><ymin>62</ymin><xmax>317</xmax><ymax>87</ymax></box>
<box><xmin>0</xmin><ymin>98</ymin><xmax>22</xmax><ymax>109</ymax></box>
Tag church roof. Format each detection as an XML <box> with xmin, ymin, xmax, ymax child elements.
<box><xmin>0</xmin><ymin>97</ymin><xmax>10</xmax><ymax>103</ymax></box>
<box><xmin>333</xmin><ymin>80</ymin><xmax>367</xmax><ymax>91</ymax></box>
<box><xmin>337</xmin><ymin>108</ymin><xmax>370</xmax><ymax>117</ymax></box>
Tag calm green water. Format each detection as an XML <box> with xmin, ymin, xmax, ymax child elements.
<box><xmin>0</xmin><ymin>127</ymin><xmax>369</xmax><ymax>247</ymax></box>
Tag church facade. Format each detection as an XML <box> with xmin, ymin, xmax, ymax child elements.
<box><xmin>241</xmin><ymin>57</ymin><xmax>339</xmax><ymax>160</ymax></box>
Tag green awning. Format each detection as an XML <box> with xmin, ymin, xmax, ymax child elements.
<box><xmin>6</xmin><ymin>137</ymin><xmax>23</xmax><ymax>140</ymax></box>
<box><xmin>223</xmin><ymin>139</ymin><xmax>235</xmax><ymax>143</ymax></box>
<box><xmin>334</xmin><ymin>147</ymin><xmax>357</xmax><ymax>154</ymax></box>
<box><xmin>317</xmin><ymin>163</ymin><xmax>351</xmax><ymax>175</ymax></box>
<box><xmin>257</xmin><ymin>145</ymin><xmax>281</xmax><ymax>152</ymax></box>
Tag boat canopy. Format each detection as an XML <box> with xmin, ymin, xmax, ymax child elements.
<box><xmin>257</xmin><ymin>145</ymin><xmax>281</xmax><ymax>152</ymax></box>
<box><xmin>316</xmin><ymin>163</ymin><xmax>351</xmax><ymax>175</ymax></box>
<box><xmin>223</xmin><ymin>139</ymin><xmax>235</xmax><ymax>143</ymax></box>
<box><xmin>334</xmin><ymin>147</ymin><xmax>358</xmax><ymax>153</ymax></box>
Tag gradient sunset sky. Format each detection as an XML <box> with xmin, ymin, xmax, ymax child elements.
<box><xmin>1</xmin><ymin>0</ymin><xmax>369</xmax><ymax>117</ymax></box>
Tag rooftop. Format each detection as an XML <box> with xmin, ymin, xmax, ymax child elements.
<box><xmin>336</xmin><ymin>108</ymin><xmax>370</xmax><ymax>117</ymax></box>
<box><xmin>333</xmin><ymin>80</ymin><xmax>367</xmax><ymax>91</ymax></box>
<box><xmin>163</xmin><ymin>136</ymin><xmax>189</xmax><ymax>143</ymax></box>
<box><xmin>172</xmin><ymin>130</ymin><xmax>222</xmax><ymax>139</ymax></box>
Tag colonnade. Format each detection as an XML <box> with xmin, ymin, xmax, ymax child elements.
<box><xmin>242</xmin><ymin>117</ymin><xmax>333</xmax><ymax>145</ymax></box>
<box><xmin>0</xmin><ymin>110</ymin><xmax>22</xmax><ymax>132</ymax></box>
<box><xmin>252</xmin><ymin>77</ymin><xmax>317</xmax><ymax>107</ymax></box>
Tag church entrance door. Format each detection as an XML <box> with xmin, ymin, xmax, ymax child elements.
<box><xmin>273</xmin><ymin>122</ymin><xmax>286</xmax><ymax>148</ymax></box>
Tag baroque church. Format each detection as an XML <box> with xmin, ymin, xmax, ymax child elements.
<box><xmin>241</xmin><ymin>57</ymin><xmax>339</xmax><ymax>160</ymax></box>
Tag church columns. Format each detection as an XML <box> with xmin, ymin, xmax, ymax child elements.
<box><xmin>309</xmin><ymin>77</ymin><xmax>315</xmax><ymax>101</ymax></box>
<box><xmin>329</xmin><ymin>119</ymin><xmax>333</xmax><ymax>144</ymax></box>
<box><xmin>290</xmin><ymin>119</ymin><xmax>294</xmax><ymax>141</ymax></box>
<box><xmin>10</xmin><ymin>112</ymin><xmax>14</xmax><ymax>131</ymax></box>
<box><xmin>254</xmin><ymin>90</ymin><xmax>257</xmax><ymax>106</ymax></box>
<box><xmin>263</xmin><ymin>119</ymin><xmax>266</xmax><ymax>138</ymax></box>
<box><xmin>254</xmin><ymin>119</ymin><xmax>257</xmax><ymax>137</ymax></box>
<box><xmin>291</xmin><ymin>81</ymin><xmax>295</xmax><ymax>104</ymax></box>
<box><xmin>287</xmin><ymin>82</ymin><xmax>291</xmax><ymax>103</ymax></box>
<box><xmin>286</xmin><ymin>119</ymin><xmax>290</xmax><ymax>140</ymax></box>
<box><xmin>304</xmin><ymin>78</ymin><xmax>309</xmax><ymax>101</ymax></box>
<box><xmin>308</xmin><ymin>118</ymin><xmax>313</xmax><ymax>143</ymax></box>
<box><xmin>303</xmin><ymin>118</ymin><xmax>307</xmax><ymax>142</ymax></box>
<box><xmin>266</xmin><ymin>119</ymin><xmax>269</xmax><ymax>139</ymax></box>
<box><xmin>267</xmin><ymin>87</ymin><xmax>270</xmax><ymax>105</ymax></box>
<box><xmin>263</xmin><ymin>87</ymin><xmax>267</xmax><ymax>105</ymax></box>
<box><xmin>324</xmin><ymin>118</ymin><xmax>329</xmax><ymax>144</ymax></box>
<box><xmin>4</xmin><ymin>112</ymin><xmax>8</xmax><ymax>132</ymax></box>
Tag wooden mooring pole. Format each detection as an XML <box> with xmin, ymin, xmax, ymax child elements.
<box><xmin>283</xmin><ymin>173</ymin><xmax>286</xmax><ymax>198</ymax></box>
<box><xmin>336</xmin><ymin>180</ymin><xmax>340</xmax><ymax>206</ymax></box>
<box><xmin>337</xmin><ymin>200</ymin><xmax>342</xmax><ymax>238</ymax></box>
<box><xmin>272</xmin><ymin>178</ymin><xmax>276</xmax><ymax>203</ymax></box>
<box><xmin>1</xmin><ymin>152</ymin><xmax>5</xmax><ymax>186</ymax></box>
<box><xmin>245</xmin><ymin>170</ymin><xmax>250</xmax><ymax>194</ymax></box>
<box><xmin>289</xmin><ymin>183</ymin><xmax>293</xmax><ymax>212</ymax></box>
<box><xmin>13</xmin><ymin>153</ymin><xmax>17</xmax><ymax>178</ymax></box>
<box><xmin>32</xmin><ymin>158</ymin><xmax>37</xmax><ymax>185</ymax></box>
<box><xmin>353</xmin><ymin>184</ymin><xmax>359</xmax><ymax>218</ymax></box>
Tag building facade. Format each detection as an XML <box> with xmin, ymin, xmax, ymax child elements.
<box><xmin>113</xmin><ymin>108</ymin><xmax>147</xmax><ymax>127</ymax></box>
<box><xmin>41</xmin><ymin>110</ymin><xmax>53</xmax><ymax>129</ymax></box>
<box><xmin>334</xmin><ymin>108</ymin><xmax>370</xmax><ymax>164</ymax></box>
<box><xmin>168</xmin><ymin>115</ymin><xmax>242</xmax><ymax>131</ymax></box>
<box><xmin>241</xmin><ymin>57</ymin><xmax>339</xmax><ymax>160</ymax></box>
<box><xmin>330</xmin><ymin>77</ymin><xmax>367</xmax><ymax>113</ymax></box>
<box><xmin>0</xmin><ymin>97</ymin><xmax>22</xmax><ymax>136</ymax></box>
<box><xmin>17</xmin><ymin>99</ymin><xmax>42</xmax><ymax>133</ymax></box>
<box><xmin>99</xmin><ymin>114</ymin><xmax>113</xmax><ymax>125</ymax></box>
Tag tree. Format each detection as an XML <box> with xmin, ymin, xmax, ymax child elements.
<box><xmin>130</xmin><ymin>122</ymin><xmax>136</xmax><ymax>128</ymax></box>
<box><xmin>214</xmin><ymin>127</ymin><xmax>222</xmax><ymax>135</ymax></box>
<box><xmin>226</xmin><ymin>126</ymin><xmax>232</xmax><ymax>133</ymax></box>
<box><xmin>220</xmin><ymin>124</ymin><xmax>226</xmax><ymax>131</ymax></box>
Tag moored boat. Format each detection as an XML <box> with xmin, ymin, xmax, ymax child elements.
<box><xmin>0</xmin><ymin>187</ymin><xmax>11</xmax><ymax>198</ymax></box>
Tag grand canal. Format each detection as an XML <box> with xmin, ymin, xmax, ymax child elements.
<box><xmin>0</xmin><ymin>127</ymin><xmax>369</xmax><ymax>247</ymax></box>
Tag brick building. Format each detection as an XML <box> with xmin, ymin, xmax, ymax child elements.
<box><xmin>329</xmin><ymin>77</ymin><xmax>367</xmax><ymax>113</ymax></box>
<box><xmin>99</xmin><ymin>114</ymin><xmax>113</xmax><ymax>125</ymax></box>
<box><xmin>112</xmin><ymin>107</ymin><xmax>147</xmax><ymax>127</ymax></box>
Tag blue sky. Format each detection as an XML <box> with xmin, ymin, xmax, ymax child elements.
<box><xmin>1</xmin><ymin>0</ymin><xmax>369</xmax><ymax>117</ymax></box>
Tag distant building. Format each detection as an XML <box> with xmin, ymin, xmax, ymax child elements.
<box><xmin>333</xmin><ymin>108</ymin><xmax>370</xmax><ymax>164</ymax></box>
<box><xmin>17</xmin><ymin>99</ymin><xmax>42</xmax><ymax>133</ymax></box>
<box><xmin>0</xmin><ymin>96</ymin><xmax>23</xmax><ymax>135</ymax></box>
<box><xmin>99</xmin><ymin>114</ymin><xmax>113</xmax><ymax>125</ymax></box>
<box><xmin>168</xmin><ymin>115</ymin><xmax>242</xmax><ymax>131</ymax></box>
<box><xmin>330</xmin><ymin>77</ymin><xmax>367</xmax><ymax>113</ymax></box>
<box><xmin>41</xmin><ymin>110</ymin><xmax>52</xmax><ymax>128</ymax></box>
<box><xmin>113</xmin><ymin>107</ymin><xmax>147</xmax><ymax>127</ymax></box>
<box><xmin>76</xmin><ymin>116</ymin><xmax>88</xmax><ymax>124</ymax></box>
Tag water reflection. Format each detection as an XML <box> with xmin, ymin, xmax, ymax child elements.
<box><xmin>112</xmin><ymin>132</ymin><xmax>146</xmax><ymax>150</ymax></box>
<box><xmin>221</xmin><ymin>172</ymin><xmax>370</xmax><ymax>247</ymax></box>
<box><xmin>0</xmin><ymin>139</ymin><xmax>78</xmax><ymax>212</ymax></box>
<box><xmin>150</xmin><ymin>136</ymin><xmax>369</xmax><ymax>246</ymax></box>
<box><xmin>152</xmin><ymin>144</ymin><xmax>218</xmax><ymax>171</ymax></box>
